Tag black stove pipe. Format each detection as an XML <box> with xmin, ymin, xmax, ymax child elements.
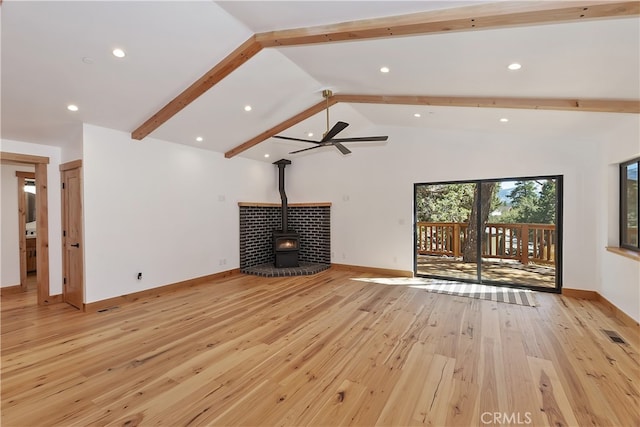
<box><xmin>273</xmin><ymin>159</ymin><xmax>292</xmax><ymax>232</ymax></box>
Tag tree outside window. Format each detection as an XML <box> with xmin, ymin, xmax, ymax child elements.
<box><xmin>621</xmin><ymin>158</ymin><xmax>639</xmax><ymax>251</ymax></box>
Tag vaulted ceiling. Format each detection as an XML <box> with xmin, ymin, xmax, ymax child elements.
<box><xmin>2</xmin><ymin>1</ymin><xmax>639</xmax><ymax>162</ymax></box>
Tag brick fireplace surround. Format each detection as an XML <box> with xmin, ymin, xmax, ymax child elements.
<box><xmin>239</xmin><ymin>202</ymin><xmax>331</xmax><ymax>277</ymax></box>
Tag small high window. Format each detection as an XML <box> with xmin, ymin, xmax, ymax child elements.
<box><xmin>620</xmin><ymin>158</ymin><xmax>639</xmax><ymax>251</ymax></box>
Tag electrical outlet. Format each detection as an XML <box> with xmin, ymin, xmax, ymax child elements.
<box><xmin>219</xmin><ymin>258</ymin><xmax>227</xmax><ymax>266</ymax></box>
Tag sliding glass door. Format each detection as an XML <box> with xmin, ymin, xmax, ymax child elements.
<box><xmin>415</xmin><ymin>182</ymin><xmax>479</xmax><ymax>282</ymax></box>
<box><xmin>414</xmin><ymin>176</ymin><xmax>562</xmax><ymax>292</ymax></box>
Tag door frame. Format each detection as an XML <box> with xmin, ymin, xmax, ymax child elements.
<box><xmin>414</xmin><ymin>174</ymin><xmax>563</xmax><ymax>293</ymax></box>
<box><xmin>1</xmin><ymin>152</ymin><xmax>51</xmax><ymax>304</ymax></box>
<box><xmin>60</xmin><ymin>160</ymin><xmax>84</xmax><ymax>309</ymax></box>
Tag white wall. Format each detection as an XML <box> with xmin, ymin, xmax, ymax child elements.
<box><xmin>0</xmin><ymin>139</ymin><xmax>63</xmax><ymax>294</ymax></box>
<box><xmin>82</xmin><ymin>124</ymin><xmax>275</xmax><ymax>303</ymax></box>
<box><xmin>285</xmin><ymin>125</ymin><xmax>602</xmax><ymax>291</ymax></box>
<box><xmin>60</xmin><ymin>123</ymin><xmax>83</xmax><ymax>164</ymax></box>
<box><xmin>597</xmin><ymin>115</ymin><xmax>640</xmax><ymax>322</ymax></box>
<box><xmin>1</xmin><ymin>163</ymin><xmax>35</xmax><ymax>287</ymax></box>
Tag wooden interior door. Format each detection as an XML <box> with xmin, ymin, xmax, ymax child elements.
<box><xmin>62</xmin><ymin>166</ymin><xmax>83</xmax><ymax>309</ymax></box>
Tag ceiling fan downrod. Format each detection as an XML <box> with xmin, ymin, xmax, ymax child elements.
<box><xmin>322</xmin><ymin>89</ymin><xmax>332</xmax><ymax>138</ymax></box>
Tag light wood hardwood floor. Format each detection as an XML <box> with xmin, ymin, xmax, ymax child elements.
<box><xmin>1</xmin><ymin>268</ymin><xmax>638</xmax><ymax>426</ymax></box>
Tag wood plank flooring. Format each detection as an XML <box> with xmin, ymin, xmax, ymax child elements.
<box><xmin>1</xmin><ymin>268</ymin><xmax>638</xmax><ymax>426</ymax></box>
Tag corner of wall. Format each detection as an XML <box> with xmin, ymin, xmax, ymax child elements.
<box><xmin>595</xmin><ymin>119</ymin><xmax>640</xmax><ymax>323</ymax></box>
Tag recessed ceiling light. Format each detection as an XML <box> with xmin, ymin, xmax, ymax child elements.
<box><xmin>500</xmin><ymin>117</ymin><xmax>509</xmax><ymax>122</ymax></box>
<box><xmin>507</xmin><ymin>63</ymin><xmax>522</xmax><ymax>71</ymax></box>
<box><xmin>264</xmin><ymin>154</ymin><xmax>270</xmax><ymax>158</ymax></box>
<box><xmin>244</xmin><ymin>105</ymin><xmax>252</xmax><ymax>112</ymax></box>
<box><xmin>380</xmin><ymin>66</ymin><xmax>390</xmax><ymax>73</ymax></box>
<box><xmin>307</xmin><ymin>132</ymin><xmax>314</xmax><ymax>137</ymax></box>
<box><xmin>82</xmin><ymin>57</ymin><xmax>94</xmax><ymax>64</ymax></box>
<box><xmin>414</xmin><ymin>113</ymin><xmax>421</xmax><ymax>118</ymax></box>
<box><xmin>195</xmin><ymin>136</ymin><xmax>203</xmax><ymax>142</ymax></box>
<box><xmin>112</xmin><ymin>48</ymin><xmax>126</xmax><ymax>58</ymax></box>
<box><xmin>67</xmin><ymin>104</ymin><xmax>79</xmax><ymax>112</ymax></box>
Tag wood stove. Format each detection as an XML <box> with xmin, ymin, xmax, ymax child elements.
<box><xmin>273</xmin><ymin>159</ymin><xmax>299</xmax><ymax>268</ymax></box>
<box><xmin>273</xmin><ymin>231</ymin><xmax>299</xmax><ymax>268</ymax></box>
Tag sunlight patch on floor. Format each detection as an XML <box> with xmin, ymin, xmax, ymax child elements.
<box><xmin>352</xmin><ymin>277</ymin><xmax>537</xmax><ymax>306</ymax></box>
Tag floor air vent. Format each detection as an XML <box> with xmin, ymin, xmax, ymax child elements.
<box><xmin>602</xmin><ymin>329</ymin><xmax>626</xmax><ymax>344</ymax></box>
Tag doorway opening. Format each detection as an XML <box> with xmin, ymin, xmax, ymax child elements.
<box><xmin>25</xmin><ymin>178</ymin><xmax>37</xmax><ymax>284</ymax></box>
<box><xmin>1</xmin><ymin>151</ymin><xmax>52</xmax><ymax>304</ymax></box>
<box><xmin>414</xmin><ymin>176</ymin><xmax>563</xmax><ymax>292</ymax></box>
<box><xmin>16</xmin><ymin>171</ymin><xmax>38</xmax><ymax>292</ymax></box>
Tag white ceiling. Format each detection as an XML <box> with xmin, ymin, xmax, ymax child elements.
<box><xmin>2</xmin><ymin>1</ymin><xmax>639</xmax><ymax>162</ymax></box>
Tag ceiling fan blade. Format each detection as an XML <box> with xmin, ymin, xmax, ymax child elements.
<box><xmin>330</xmin><ymin>136</ymin><xmax>389</xmax><ymax>142</ymax></box>
<box><xmin>334</xmin><ymin>143</ymin><xmax>352</xmax><ymax>155</ymax></box>
<box><xmin>321</xmin><ymin>121</ymin><xmax>349</xmax><ymax>142</ymax></box>
<box><xmin>272</xmin><ymin>135</ymin><xmax>319</xmax><ymax>144</ymax></box>
<box><xmin>289</xmin><ymin>145</ymin><xmax>323</xmax><ymax>154</ymax></box>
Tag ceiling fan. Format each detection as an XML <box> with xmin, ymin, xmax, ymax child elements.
<box><xmin>272</xmin><ymin>90</ymin><xmax>389</xmax><ymax>155</ymax></box>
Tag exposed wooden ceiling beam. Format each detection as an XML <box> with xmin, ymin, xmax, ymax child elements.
<box><xmin>224</xmin><ymin>98</ymin><xmax>338</xmax><ymax>158</ymax></box>
<box><xmin>333</xmin><ymin>94</ymin><xmax>640</xmax><ymax>114</ymax></box>
<box><xmin>131</xmin><ymin>36</ymin><xmax>262</xmax><ymax>140</ymax></box>
<box><xmin>256</xmin><ymin>1</ymin><xmax>640</xmax><ymax>47</ymax></box>
<box><xmin>225</xmin><ymin>94</ymin><xmax>640</xmax><ymax>158</ymax></box>
<box><xmin>132</xmin><ymin>1</ymin><xmax>639</xmax><ymax>141</ymax></box>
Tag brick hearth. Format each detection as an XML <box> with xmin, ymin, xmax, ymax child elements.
<box><xmin>239</xmin><ymin>203</ymin><xmax>331</xmax><ymax>276</ymax></box>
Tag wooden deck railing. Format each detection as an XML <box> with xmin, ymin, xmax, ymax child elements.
<box><xmin>417</xmin><ymin>221</ymin><xmax>556</xmax><ymax>265</ymax></box>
